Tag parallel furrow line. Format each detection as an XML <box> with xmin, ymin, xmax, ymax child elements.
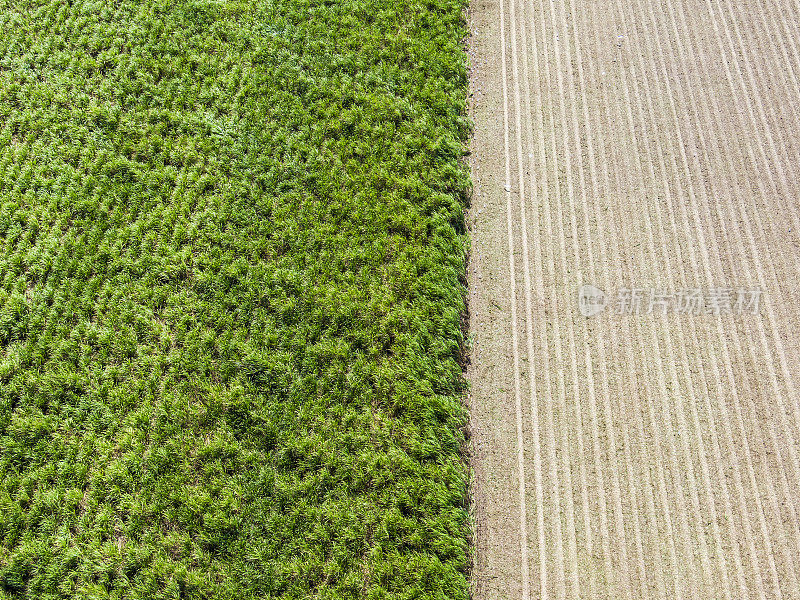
<box><xmin>497</xmin><ymin>0</ymin><xmax>531</xmax><ymax>595</ymax></box>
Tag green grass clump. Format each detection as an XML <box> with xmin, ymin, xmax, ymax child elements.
<box><xmin>0</xmin><ymin>0</ymin><xmax>471</xmax><ymax>597</ymax></box>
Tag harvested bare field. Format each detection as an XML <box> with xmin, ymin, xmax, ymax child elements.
<box><xmin>467</xmin><ymin>0</ymin><xmax>800</xmax><ymax>598</ymax></box>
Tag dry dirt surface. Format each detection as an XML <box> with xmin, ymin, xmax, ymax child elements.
<box><xmin>466</xmin><ymin>0</ymin><xmax>800</xmax><ymax>598</ymax></box>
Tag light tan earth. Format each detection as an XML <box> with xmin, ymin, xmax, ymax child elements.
<box><xmin>466</xmin><ymin>0</ymin><xmax>800</xmax><ymax>598</ymax></box>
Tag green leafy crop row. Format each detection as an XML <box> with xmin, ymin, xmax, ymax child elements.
<box><xmin>0</xmin><ymin>0</ymin><xmax>471</xmax><ymax>597</ymax></box>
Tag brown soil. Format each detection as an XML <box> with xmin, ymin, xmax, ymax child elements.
<box><xmin>467</xmin><ymin>0</ymin><xmax>800</xmax><ymax>597</ymax></box>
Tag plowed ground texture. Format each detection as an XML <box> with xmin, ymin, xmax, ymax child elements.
<box><xmin>0</xmin><ymin>0</ymin><xmax>471</xmax><ymax>597</ymax></box>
